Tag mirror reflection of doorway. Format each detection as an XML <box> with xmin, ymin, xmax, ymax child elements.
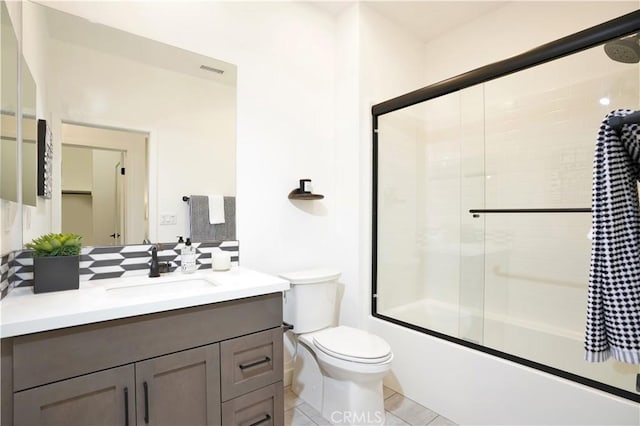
<box><xmin>61</xmin><ymin>123</ymin><xmax>147</xmax><ymax>246</ymax></box>
<box><xmin>61</xmin><ymin>146</ymin><xmax>125</xmax><ymax>246</ymax></box>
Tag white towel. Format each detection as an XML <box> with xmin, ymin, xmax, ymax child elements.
<box><xmin>208</xmin><ymin>195</ymin><xmax>225</xmax><ymax>225</ymax></box>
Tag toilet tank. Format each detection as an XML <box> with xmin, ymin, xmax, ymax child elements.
<box><xmin>280</xmin><ymin>269</ymin><xmax>341</xmax><ymax>334</ymax></box>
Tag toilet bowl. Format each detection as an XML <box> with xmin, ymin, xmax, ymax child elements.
<box><xmin>281</xmin><ymin>269</ymin><xmax>393</xmax><ymax>425</ymax></box>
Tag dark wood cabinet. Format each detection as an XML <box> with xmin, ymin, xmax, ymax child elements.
<box><xmin>221</xmin><ymin>383</ymin><xmax>283</xmax><ymax>426</ymax></box>
<box><xmin>14</xmin><ymin>365</ymin><xmax>135</xmax><ymax>426</ymax></box>
<box><xmin>136</xmin><ymin>344</ymin><xmax>221</xmax><ymax>426</ymax></box>
<box><xmin>220</xmin><ymin>328</ymin><xmax>283</xmax><ymax>401</ymax></box>
<box><xmin>3</xmin><ymin>293</ymin><xmax>284</xmax><ymax>426</ymax></box>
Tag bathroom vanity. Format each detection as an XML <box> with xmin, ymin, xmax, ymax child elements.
<box><xmin>0</xmin><ymin>268</ymin><xmax>288</xmax><ymax>426</ymax></box>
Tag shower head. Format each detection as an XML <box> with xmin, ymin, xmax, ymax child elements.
<box><xmin>604</xmin><ymin>34</ymin><xmax>640</xmax><ymax>64</ymax></box>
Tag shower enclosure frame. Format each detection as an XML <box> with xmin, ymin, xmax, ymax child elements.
<box><xmin>371</xmin><ymin>9</ymin><xmax>640</xmax><ymax>403</ymax></box>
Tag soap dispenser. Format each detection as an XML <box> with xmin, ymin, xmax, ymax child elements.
<box><xmin>181</xmin><ymin>238</ymin><xmax>197</xmax><ymax>273</ymax></box>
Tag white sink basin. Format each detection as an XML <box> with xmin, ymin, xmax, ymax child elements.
<box><xmin>105</xmin><ymin>278</ymin><xmax>216</xmax><ymax>298</ymax></box>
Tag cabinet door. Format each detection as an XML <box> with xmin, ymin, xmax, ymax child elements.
<box><xmin>14</xmin><ymin>364</ymin><xmax>135</xmax><ymax>426</ymax></box>
<box><xmin>136</xmin><ymin>343</ymin><xmax>221</xmax><ymax>426</ymax></box>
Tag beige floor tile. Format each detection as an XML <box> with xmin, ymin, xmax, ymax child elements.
<box><xmin>285</xmin><ymin>387</ymin><xmax>304</xmax><ymax>411</ymax></box>
<box><xmin>285</xmin><ymin>407</ymin><xmax>316</xmax><ymax>426</ymax></box>
<box><xmin>297</xmin><ymin>402</ymin><xmax>332</xmax><ymax>425</ymax></box>
<box><xmin>385</xmin><ymin>393</ymin><xmax>438</xmax><ymax>425</ymax></box>
<box><xmin>287</xmin><ymin>385</ymin><xmax>452</xmax><ymax>426</ymax></box>
<box><xmin>427</xmin><ymin>415</ymin><xmax>456</xmax><ymax>426</ymax></box>
<box><xmin>383</xmin><ymin>386</ymin><xmax>397</xmax><ymax>400</ymax></box>
<box><xmin>384</xmin><ymin>411</ymin><xmax>411</xmax><ymax>425</ymax></box>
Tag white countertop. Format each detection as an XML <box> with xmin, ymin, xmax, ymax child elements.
<box><xmin>0</xmin><ymin>267</ymin><xmax>289</xmax><ymax>338</ymax></box>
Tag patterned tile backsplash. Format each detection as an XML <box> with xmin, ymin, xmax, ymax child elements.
<box><xmin>1</xmin><ymin>241</ymin><xmax>239</xmax><ymax>297</ymax></box>
<box><xmin>1</xmin><ymin>251</ymin><xmax>14</xmax><ymax>299</ymax></box>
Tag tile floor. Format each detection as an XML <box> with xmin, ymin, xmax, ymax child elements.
<box><xmin>284</xmin><ymin>386</ymin><xmax>456</xmax><ymax>426</ymax></box>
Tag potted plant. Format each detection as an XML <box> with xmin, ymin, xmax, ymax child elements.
<box><xmin>25</xmin><ymin>233</ymin><xmax>82</xmax><ymax>293</ymax></box>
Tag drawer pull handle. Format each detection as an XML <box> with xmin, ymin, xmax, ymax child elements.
<box><xmin>282</xmin><ymin>321</ymin><xmax>294</xmax><ymax>331</ymax></box>
<box><xmin>143</xmin><ymin>381</ymin><xmax>149</xmax><ymax>424</ymax></box>
<box><xmin>124</xmin><ymin>387</ymin><xmax>129</xmax><ymax>426</ymax></box>
<box><xmin>248</xmin><ymin>413</ymin><xmax>271</xmax><ymax>426</ymax></box>
<box><xmin>239</xmin><ymin>356</ymin><xmax>271</xmax><ymax>370</ymax></box>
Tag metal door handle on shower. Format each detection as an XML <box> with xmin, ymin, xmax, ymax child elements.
<box><xmin>469</xmin><ymin>208</ymin><xmax>591</xmax><ymax>218</ymax></box>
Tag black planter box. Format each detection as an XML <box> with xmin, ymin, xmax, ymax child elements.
<box><xmin>33</xmin><ymin>255</ymin><xmax>80</xmax><ymax>293</ymax></box>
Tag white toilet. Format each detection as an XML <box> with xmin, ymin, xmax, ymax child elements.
<box><xmin>280</xmin><ymin>269</ymin><xmax>393</xmax><ymax>425</ymax></box>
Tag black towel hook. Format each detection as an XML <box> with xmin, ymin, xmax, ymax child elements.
<box><xmin>182</xmin><ymin>196</ymin><xmax>190</xmax><ymax>202</ymax></box>
<box><xmin>608</xmin><ymin>110</ymin><xmax>640</xmax><ymax>135</ymax></box>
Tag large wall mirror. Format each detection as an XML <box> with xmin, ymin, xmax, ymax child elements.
<box><xmin>27</xmin><ymin>2</ymin><xmax>237</xmax><ymax>245</ymax></box>
<box><xmin>1</xmin><ymin>3</ymin><xmax>38</xmax><ymax>208</ymax></box>
<box><xmin>1</xmin><ymin>1</ymin><xmax>18</xmax><ymax>204</ymax></box>
<box><xmin>22</xmin><ymin>59</ymin><xmax>37</xmax><ymax>207</ymax></box>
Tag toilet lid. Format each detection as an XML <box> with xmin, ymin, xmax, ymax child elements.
<box><xmin>313</xmin><ymin>326</ymin><xmax>391</xmax><ymax>363</ymax></box>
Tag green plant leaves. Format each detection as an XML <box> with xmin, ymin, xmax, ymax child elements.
<box><xmin>25</xmin><ymin>233</ymin><xmax>82</xmax><ymax>257</ymax></box>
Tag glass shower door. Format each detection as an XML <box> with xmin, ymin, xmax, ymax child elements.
<box><xmin>479</xmin><ymin>38</ymin><xmax>640</xmax><ymax>394</ymax></box>
<box><xmin>376</xmin><ymin>85</ymin><xmax>486</xmax><ymax>342</ymax></box>
<box><xmin>375</xmin><ymin>33</ymin><xmax>640</xmax><ymax>398</ymax></box>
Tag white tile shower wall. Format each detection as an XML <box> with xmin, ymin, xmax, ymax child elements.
<box><xmin>376</xmin><ymin>110</ymin><xmax>424</xmax><ymax>312</ymax></box>
<box><xmin>478</xmin><ymin>19</ymin><xmax>639</xmax><ymax>394</ymax></box>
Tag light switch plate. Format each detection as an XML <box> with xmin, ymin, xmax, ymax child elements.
<box><xmin>160</xmin><ymin>213</ymin><xmax>177</xmax><ymax>225</ymax></box>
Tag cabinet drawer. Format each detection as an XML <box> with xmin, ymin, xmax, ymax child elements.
<box><xmin>221</xmin><ymin>382</ymin><xmax>283</xmax><ymax>426</ymax></box>
<box><xmin>220</xmin><ymin>328</ymin><xmax>283</xmax><ymax>401</ymax></box>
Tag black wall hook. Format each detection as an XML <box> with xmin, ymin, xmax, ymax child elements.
<box><xmin>608</xmin><ymin>110</ymin><xmax>640</xmax><ymax>135</ymax></box>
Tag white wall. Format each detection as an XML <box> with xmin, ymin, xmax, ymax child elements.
<box><xmin>61</xmin><ymin>145</ymin><xmax>92</xmax><ymax>193</ymax></box>
<box><xmin>61</xmin><ymin>193</ymin><xmax>92</xmax><ymax>243</ymax></box>
<box><xmin>355</xmin><ymin>2</ymin><xmax>428</xmax><ymax>331</ymax></box>
<box><xmin>330</xmin><ymin>3</ymin><xmax>361</xmax><ymax>328</ymax></box>
<box><xmin>421</xmin><ymin>1</ymin><xmax>639</xmax><ymax>86</ymax></box>
<box><xmin>61</xmin><ymin>145</ymin><xmax>94</xmax><ymax>244</ymax></box>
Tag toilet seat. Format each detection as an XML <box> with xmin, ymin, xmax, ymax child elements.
<box><xmin>312</xmin><ymin>326</ymin><xmax>392</xmax><ymax>364</ymax></box>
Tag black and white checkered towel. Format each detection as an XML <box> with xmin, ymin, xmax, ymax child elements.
<box><xmin>585</xmin><ymin>109</ymin><xmax>640</xmax><ymax>364</ymax></box>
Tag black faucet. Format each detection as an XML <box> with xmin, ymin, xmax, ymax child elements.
<box><xmin>149</xmin><ymin>246</ymin><xmax>160</xmax><ymax>277</ymax></box>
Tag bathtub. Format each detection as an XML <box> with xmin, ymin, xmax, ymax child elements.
<box><xmin>372</xmin><ymin>298</ymin><xmax>639</xmax><ymax>425</ymax></box>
